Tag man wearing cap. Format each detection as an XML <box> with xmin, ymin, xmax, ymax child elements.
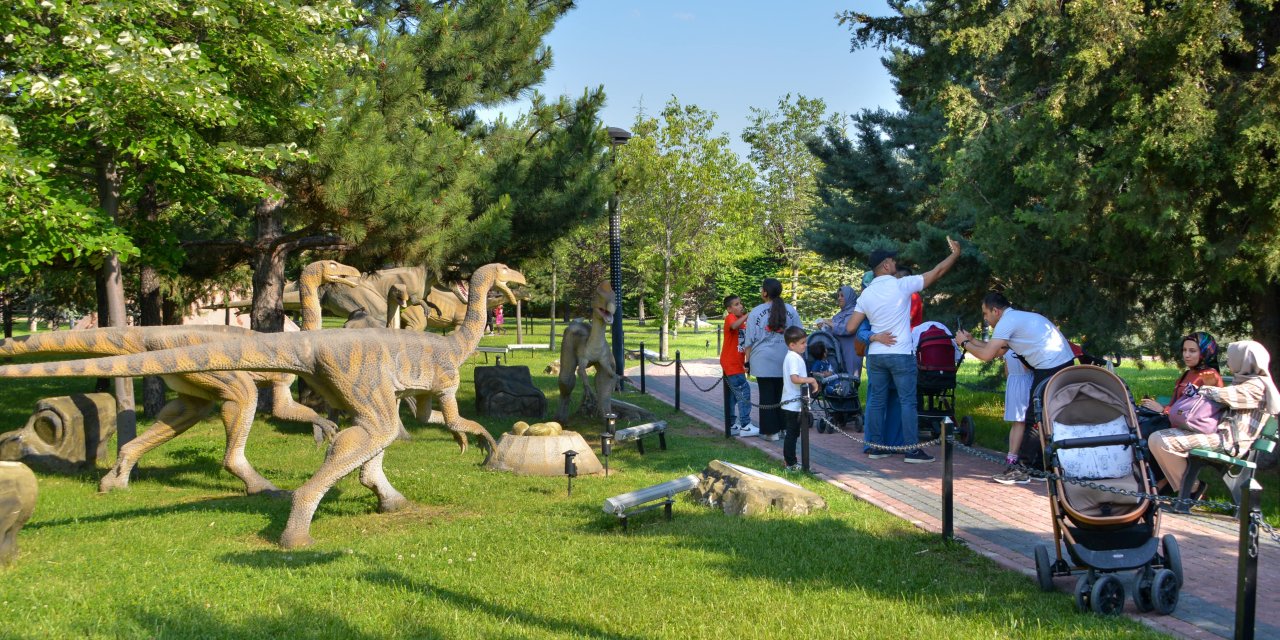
<box><xmin>845</xmin><ymin>237</ymin><xmax>962</xmax><ymax>463</ymax></box>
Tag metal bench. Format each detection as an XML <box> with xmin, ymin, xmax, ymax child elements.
<box><xmin>613</xmin><ymin>421</ymin><xmax>667</xmax><ymax>454</ymax></box>
<box><xmin>602</xmin><ymin>473</ymin><xmax>700</xmax><ymax>530</ymax></box>
<box><xmin>1180</xmin><ymin>417</ymin><xmax>1278</xmax><ymax>507</ymax></box>
<box><xmin>506</xmin><ymin>343</ymin><xmax>550</xmax><ymax>358</ymax></box>
<box><xmin>473</xmin><ymin>346</ymin><xmax>507</xmax><ymax>364</ymax></box>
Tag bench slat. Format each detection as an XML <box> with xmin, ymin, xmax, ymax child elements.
<box><xmin>614</xmin><ymin>421</ymin><xmax>667</xmax><ymax>441</ymax></box>
<box><xmin>603</xmin><ymin>474</ymin><xmax>699</xmax><ymax>515</ymax></box>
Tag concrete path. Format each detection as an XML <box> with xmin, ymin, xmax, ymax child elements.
<box><xmin>627</xmin><ymin>358</ymin><xmax>1280</xmax><ymax>640</ymax></box>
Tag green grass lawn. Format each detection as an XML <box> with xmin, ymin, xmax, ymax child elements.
<box><xmin>0</xmin><ymin>325</ymin><xmax>1165</xmax><ymax>639</ymax></box>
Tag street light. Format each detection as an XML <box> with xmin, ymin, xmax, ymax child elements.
<box><xmin>607</xmin><ymin>126</ymin><xmax>631</xmax><ymax>391</ymax></box>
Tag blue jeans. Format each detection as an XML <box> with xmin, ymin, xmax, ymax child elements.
<box><xmin>865</xmin><ymin>354</ymin><xmax>919</xmax><ymax>449</ymax></box>
<box><xmin>725</xmin><ymin>373</ymin><xmax>753</xmax><ymax>427</ymax></box>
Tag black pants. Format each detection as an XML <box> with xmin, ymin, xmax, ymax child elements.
<box><xmin>757</xmin><ymin>377</ymin><xmax>784</xmax><ymax>436</ymax></box>
<box><xmin>783</xmin><ymin>409</ymin><xmax>802</xmax><ymax>466</ymax></box>
<box><xmin>1019</xmin><ymin>361</ymin><xmax>1075</xmax><ymax>470</ymax></box>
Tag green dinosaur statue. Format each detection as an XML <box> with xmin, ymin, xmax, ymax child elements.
<box><xmin>0</xmin><ymin>263</ymin><xmax>525</xmax><ymax>548</ymax></box>
<box><xmin>0</xmin><ymin>260</ymin><xmax>362</xmax><ymax>495</ymax></box>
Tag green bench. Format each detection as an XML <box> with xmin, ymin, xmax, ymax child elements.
<box><xmin>1179</xmin><ymin>417</ymin><xmax>1278</xmax><ymax>508</ymax></box>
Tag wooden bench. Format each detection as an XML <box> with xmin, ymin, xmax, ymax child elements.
<box><xmin>1180</xmin><ymin>417</ymin><xmax>1278</xmax><ymax>508</ymax></box>
<box><xmin>506</xmin><ymin>343</ymin><xmax>550</xmax><ymax>358</ymax></box>
<box><xmin>613</xmin><ymin>421</ymin><xmax>667</xmax><ymax>454</ymax></box>
<box><xmin>603</xmin><ymin>473</ymin><xmax>700</xmax><ymax>530</ymax></box>
<box><xmin>473</xmin><ymin>346</ymin><xmax>507</xmax><ymax>364</ymax></box>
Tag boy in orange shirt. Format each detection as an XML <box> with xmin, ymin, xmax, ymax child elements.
<box><xmin>721</xmin><ymin>295</ymin><xmax>759</xmax><ymax>437</ymax></box>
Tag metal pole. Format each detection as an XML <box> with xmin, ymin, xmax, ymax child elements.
<box><xmin>716</xmin><ymin>325</ymin><xmax>721</xmax><ymax>356</ymax></box>
<box><xmin>1235</xmin><ymin>471</ymin><xmax>1261</xmax><ymax>640</ymax></box>
<box><xmin>723</xmin><ymin>375</ymin><xmax>733</xmax><ymax>438</ymax></box>
<box><xmin>675</xmin><ymin>350</ymin><xmax>682</xmax><ymax>412</ymax></box>
<box><xmin>942</xmin><ymin>417</ymin><xmax>954</xmax><ymax>541</ymax></box>
<box><xmin>609</xmin><ymin>147</ymin><xmax>624</xmax><ymax>393</ymax></box>
<box><xmin>549</xmin><ymin>259</ymin><xmax>557</xmax><ymax>351</ymax></box>
<box><xmin>639</xmin><ymin>341</ymin><xmax>646</xmax><ymax>394</ymax></box>
<box><xmin>800</xmin><ymin>391</ymin><xmax>810</xmax><ymax>472</ymax></box>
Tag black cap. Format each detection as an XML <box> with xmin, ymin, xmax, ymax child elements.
<box><xmin>868</xmin><ymin>248</ymin><xmax>898</xmax><ymax>270</ymax></box>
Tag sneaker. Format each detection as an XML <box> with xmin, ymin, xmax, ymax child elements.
<box><xmin>1027</xmin><ymin>470</ymin><xmax>1048</xmax><ymax>482</ymax></box>
<box><xmin>760</xmin><ymin>432</ymin><xmax>782</xmax><ymax>442</ymax></box>
<box><xmin>784</xmin><ymin>463</ymin><xmax>803</xmax><ymax>472</ymax></box>
<box><xmin>729</xmin><ymin>426</ymin><xmax>741</xmax><ymax>436</ymax></box>
<box><xmin>992</xmin><ymin>466</ymin><xmax>1030</xmax><ymax>485</ymax></box>
<box><xmin>736</xmin><ymin>424</ymin><xmax>760</xmax><ymax>438</ymax></box>
<box><xmin>866</xmin><ymin>448</ymin><xmax>893</xmax><ymax>460</ymax></box>
<box><xmin>903</xmin><ymin>449</ymin><xmax>936</xmax><ymax>464</ymax></box>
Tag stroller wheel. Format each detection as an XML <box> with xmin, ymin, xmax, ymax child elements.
<box><xmin>1161</xmin><ymin>535</ymin><xmax>1183</xmax><ymax>587</ymax></box>
<box><xmin>816</xmin><ymin>417</ymin><xmax>828</xmax><ymax>434</ymax></box>
<box><xmin>1133</xmin><ymin>569</ymin><xmax>1156</xmax><ymax>613</ymax></box>
<box><xmin>1034</xmin><ymin>545</ymin><xmax>1055</xmax><ymax>592</ymax></box>
<box><xmin>850</xmin><ymin>414</ymin><xmax>864</xmax><ymax>433</ymax></box>
<box><xmin>958</xmin><ymin>416</ymin><xmax>976</xmax><ymax>446</ymax></box>
<box><xmin>1090</xmin><ymin>574</ymin><xmax>1125</xmax><ymax>615</ymax></box>
<box><xmin>1074</xmin><ymin>574</ymin><xmax>1092</xmax><ymax>613</ymax></box>
<box><xmin>1151</xmin><ymin>568</ymin><xmax>1180</xmax><ymax>615</ymax></box>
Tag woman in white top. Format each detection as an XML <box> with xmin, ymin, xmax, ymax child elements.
<box><xmin>741</xmin><ymin>278</ymin><xmax>803</xmax><ymax>441</ymax></box>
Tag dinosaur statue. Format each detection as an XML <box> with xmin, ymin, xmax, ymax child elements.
<box><xmin>0</xmin><ymin>260</ymin><xmax>363</xmax><ymax>495</ymax></box>
<box><xmin>0</xmin><ymin>263</ymin><xmax>525</xmax><ymax>548</ymax></box>
<box><xmin>555</xmin><ymin>282</ymin><xmax>654</xmax><ymax>424</ymax></box>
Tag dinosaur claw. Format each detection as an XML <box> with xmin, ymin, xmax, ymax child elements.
<box><xmin>312</xmin><ymin>419</ymin><xmax>339</xmax><ymax>445</ymax></box>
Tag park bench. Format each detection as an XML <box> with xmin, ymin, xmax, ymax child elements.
<box><xmin>506</xmin><ymin>343</ymin><xmax>550</xmax><ymax>358</ymax></box>
<box><xmin>473</xmin><ymin>346</ymin><xmax>507</xmax><ymax>365</ymax></box>
<box><xmin>1179</xmin><ymin>417</ymin><xmax>1278</xmax><ymax>509</ymax></box>
<box><xmin>613</xmin><ymin>421</ymin><xmax>667</xmax><ymax>454</ymax></box>
<box><xmin>602</xmin><ymin>473</ymin><xmax>700</xmax><ymax>530</ymax></box>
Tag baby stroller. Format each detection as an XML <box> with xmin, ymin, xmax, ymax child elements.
<box><xmin>914</xmin><ymin>324</ymin><xmax>976</xmax><ymax>445</ymax></box>
<box><xmin>1034</xmin><ymin>365</ymin><xmax>1182</xmax><ymax>615</ymax></box>
<box><xmin>805</xmin><ymin>329</ymin><xmax>863</xmax><ymax>433</ymax></box>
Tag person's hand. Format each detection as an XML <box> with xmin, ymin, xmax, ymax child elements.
<box><xmin>946</xmin><ymin>235</ymin><xmax>961</xmax><ymax>256</ymax></box>
<box><xmin>1140</xmin><ymin>398</ymin><xmax>1163</xmax><ymax>412</ymax></box>
<box><xmin>872</xmin><ymin>331</ymin><xmax>897</xmax><ymax>346</ymax></box>
<box><xmin>809</xmin><ymin>379</ymin><xmax>821</xmax><ymax>393</ymax></box>
<box><xmin>954</xmin><ymin>328</ymin><xmax>972</xmax><ymax>344</ymax></box>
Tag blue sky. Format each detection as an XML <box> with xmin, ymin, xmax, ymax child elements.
<box><xmin>481</xmin><ymin>1</ymin><xmax>899</xmax><ymax>157</ymax></box>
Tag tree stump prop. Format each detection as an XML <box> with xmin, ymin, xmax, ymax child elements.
<box><xmin>0</xmin><ymin>393</ymin><xmax>116</xmax><ymax>473</ymax></box>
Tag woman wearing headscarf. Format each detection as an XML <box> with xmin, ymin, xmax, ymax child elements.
<box><xmin>819</xmin><ymin>285</ymin><xmax>862</xmax><ymax>379</ymax></box>
<box><xmin>741</xmin><ymin>278</ymin><xmax>803</xmax><ymax>441</ymax></box>
<box><xmin>1140</xmin><ymin>331</ymin><xmax>1225</xmax><ymax>417</ymax></box>
<box><xmin>1149</xmin><ymin>341</ymin><xmax>1280</xmax><ymax>496</ymax></box>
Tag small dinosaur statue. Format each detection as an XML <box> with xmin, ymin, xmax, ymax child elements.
<box><xmin>0</xmin><ymin>263</ymin><xmax>525</xmax><ymax>548</ymax></box>
<box><xmin>0</xmin><ymin>260</ymin><xmax>362</xmax><ymax>495</ymax></box>
<box><xmin>555</xmin><ymin>282</ymin><xmax>654</xmax><ymax>425</ymax></box>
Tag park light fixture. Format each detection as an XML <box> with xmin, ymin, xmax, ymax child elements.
<box><xmin>563</xmin><ymin>449</ymin><xmax>579</xmax><ymax>497</ymax></box>
<box><xmin>607</xmin><ymin>126</ymin><xmax>631</xmax><ymax>391</ymax></box>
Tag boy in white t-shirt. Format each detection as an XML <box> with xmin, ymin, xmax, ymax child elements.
<box><xmin>781</xmin><ymin>327</ymin><xmax>821</xmax><ymax>472</ymax></box>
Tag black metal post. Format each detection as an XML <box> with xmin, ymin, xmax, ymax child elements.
<box><xmin>600</xmin><ymin>432</ymin><xmax>613</xmax><ymax>478</ymax></box>
<box><xmin>563</xmin><ymin>450</ymin><xmax>579</xmax><ymax>498</ymax></box>
<box><xmin>716</xmin><ymin>325</ymin><xmax>721</xmax><ymax>355</ymax></box>
<box><xmin>722</xmin><ymin>375</ymin><xmax>733</xmax><ymax>438</ymax></box>
<box><xmin>942</xmin><ymin>417</ymin><xmax>954</xmax><ymax>541</ymax></box>
<box><xmin>800</xmin><ymin>390</ymin><xmax>811</xmax><ymax>472</ymax></box>
<box><xmin>1235</xmin><ymin>471</ymin><xmax>1261</xmax><ymax>640</ymax></box>
<box><xmin>675</xmin><ymin>350</ymin><xmax>682</xmax><ymax>412</ymax></box>
<box><xmin>639</xmin><ymin>341</ymin><xmax>646</xmax><ymax>394</ymax></box>
<box><xmin>607</xmin><ymin>128</ymin><xmax>631</xmax><ymax>392</ymax></box>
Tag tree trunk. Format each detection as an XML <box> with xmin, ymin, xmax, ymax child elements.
<box><xmin>638</xmin><ymin>295</ymin><xmax>646</xmax><ymax>326</ymax></box>
<box><xmin>790</xmin><ymin>263</ymin><xmax>800</xmax><ymax>306</ymax></box>
<box><xmin>95</xmin><ymin>144</ymin><xmax>137</xmax><ymax>448</ymax></box>
<box><xmin>549</xmin><ymin>260</ymin><xmax>557</xmax><ymax>350</ymax></box>
<box><xmin>1251</xmin><ymin>284</ymin><xmax>1280</xmax><ymax>381</ymax></box>
<box><xmin>138</xmin><ymin>185</ymin><xmax>166</xmax><ymax>418</ymax></box>
<box><xmin>250</xmin><ymin>194</ymin><xmax>288</xmax><ymax>334</ymax></box>
<box><xmin>27</xmin><ymin>300</ymin><xmax>38</xmax><ymax>333</ymax></box>
<box><xmin>2</xmin><ymin>293</ymin><xmax>12</xmax><ymax>339</ymax></box>
<box><xmin>660</xmin><ymin>254</ymin><xmax>672</xmax><ymax>359</ymax></box>
<box><xmin>515</xmin><ymin>299</ymin><xmax>524</xmax><ymax>344</ymax></box>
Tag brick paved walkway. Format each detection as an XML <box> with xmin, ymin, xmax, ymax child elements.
<box><xmin>627</xmin><ymin>358</ymin><xmax>1280</xmax><ymax>640</ymax></box>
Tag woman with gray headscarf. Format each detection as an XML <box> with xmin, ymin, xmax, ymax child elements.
<box><xmin>818</xmin><ymin>285</ymin><xmax>862</xmax><ymax>379</ymax></box>
<box><xmin>1149</xmin><ymin>340</ymin><xmax>1280</xmax><ymax>496</ymax></box>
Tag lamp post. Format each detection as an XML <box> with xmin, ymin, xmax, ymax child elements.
<box><xmin>607</xmin><ymin>126</ymin><xmax>631</xmax><ymax>391</ymax></box>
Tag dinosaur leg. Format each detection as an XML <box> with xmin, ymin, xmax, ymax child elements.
<box><xmin>594</xmin><ymin>363</ymin><xmax>618</xmax><ymax>420</ymax></box>
<box><xmin>269</xmin><ymin>376</ymin><xmax>338</xmax><ymax>444</ymax></box>
<box><xmin>99</xmin><ymin>395</ymin><xmax>215</xmax><ymax>493</ymax></box>
<box><xmin>555</xmin><ymin>361</ymin><xmax>577</xmax><ymax>424</ymax></box>
<box><xmin>358</xmin><ymin>449</ymin><xmax>411</xmax><ymax>513</ymax></box>
<box><xmin>438</xmin><ymin>390</ymin><xmax>496</xmax><ymax>464</ymax></box>
<box><xmin>218</xmin><ymin>377</ymin><xmax>284</xmax><ymax>497</ymax></box>
<box><xmin>403</xmin><ymin>392</ymin><xmax>460</xmax><ymax>449</ymax></box>
<box><xmin>281</xmin><ymin>420</ymin><xmax>395</xmax><ymax>549</ymax></box>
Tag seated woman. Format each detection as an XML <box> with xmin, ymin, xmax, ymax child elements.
<box><xmin>1139</xmin><ymin>331</ymin><xmax>1225</xmax><ymax>428</ymax></box>
<box><xmin>1149</xmin><ymin>341</ymin><xmax>1280</xmax><ymax>498</ymax></box>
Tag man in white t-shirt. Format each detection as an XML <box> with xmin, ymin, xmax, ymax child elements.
<box><xmin>954</xmin><ymin>292</ymin><xmax>1076</xmax><ymax>471</ymax></box>
<box><xmin>844</xmin><ymin>236</ymin><xmax>962</xmax><ymax>464</ymax></box>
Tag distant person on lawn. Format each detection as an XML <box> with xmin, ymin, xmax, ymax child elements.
<box><xmin>720</xmin><ymin>295</ymin><xmax>758</xmax><ymax>437</ymax></box>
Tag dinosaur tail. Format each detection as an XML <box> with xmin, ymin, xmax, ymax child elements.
<box><xmin>0</xmin><ymin>334</ymin><xmax>314</xmax><ymax>379</ymax></box>
<box><xmin>0</xmin><ymin>325</ymin><xmax>250</xmax><ymax>358</ymax></box>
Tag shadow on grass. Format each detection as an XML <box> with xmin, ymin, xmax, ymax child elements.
<box><xmin>25</xmin><ymin>493</ymin><xmax>292</xmax><ymax>541</ymax></box>
<box><xmin>361</xmin><ymin>569</ymin><xmax>649</xmax><ymax>640</ymax></box>
<box><xmin>219</xmin><ymin>549</ymin><xmax>347</xmax><ymax>568</ymax></box>
<box><xmin>124</xmin><ymin>603</ymin><xmax>389</xmax><ymax>640</ymax></box>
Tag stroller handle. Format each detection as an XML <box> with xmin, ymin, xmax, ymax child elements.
<box><xmin>1047</xmin><ymin>433</ymin><xmax>1137</xmax><ymax>453</ymax></box>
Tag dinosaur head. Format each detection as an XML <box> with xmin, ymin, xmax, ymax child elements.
<box><xmin>484</xmin><ymin>264</ymin><xmax>527</xmax><ymax>306</ymax></box>
<box><xmin>387</xmin><ymin>284</ymin><xmax>410</xmax><ymax>308</ymax></box>
<box><xmin>595</xmin><ymin>282</ymin><xmax>616</xmax><ymax>325</ymax></box>
<box><xmin>301</xmin><ymin>260</ymin><xmax>362</xmax><ymax>289</ymax></box>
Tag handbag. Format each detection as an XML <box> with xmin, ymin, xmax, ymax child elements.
<box><xmin>1167</xmin><ymin>384</ymin><xmax>1226</xmax><ymax>435</ymax></box>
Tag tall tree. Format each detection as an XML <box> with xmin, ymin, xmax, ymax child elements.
<box><xmin>620</xmin><ymin>98</ymin><xmax>760</xmax><ymax>358</ymax></box>
<box><xmin>742</xmin><ymin>94</ymin><xmax>839</xmax><ymax>306</ymax></box>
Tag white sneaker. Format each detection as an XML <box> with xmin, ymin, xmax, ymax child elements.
<box><xmin>737</xmin><ymin>424</ymin><xmax>760</xmax><ymax>437</ymax></box>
